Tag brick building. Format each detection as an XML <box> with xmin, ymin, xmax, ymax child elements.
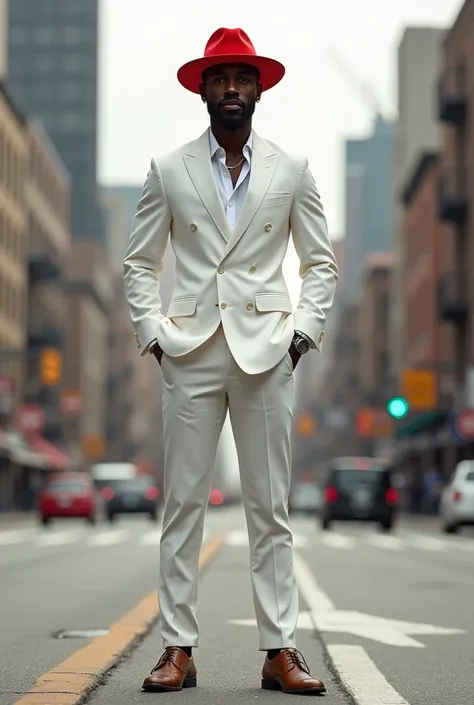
<box><xmin>24</xmin><ymin>120</ymin><xmax>71</xmax><ymax>469</ymax></box>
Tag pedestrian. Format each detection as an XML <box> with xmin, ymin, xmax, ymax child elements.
<box><xmin>123</xmin><ymin>27</ymin><xmax>338</xmax><ymax>695</ymax></box>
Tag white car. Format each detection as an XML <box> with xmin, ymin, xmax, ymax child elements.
<box><xmin>440</xmin><ymin>460</ymin><xmax>474</xmax><ymax>534</ymax></box>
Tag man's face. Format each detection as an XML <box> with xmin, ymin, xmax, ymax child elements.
<box><xmin>200</xmin><ymin>63</ymin><xmax>261</xmax><ymax>130</ymax></box>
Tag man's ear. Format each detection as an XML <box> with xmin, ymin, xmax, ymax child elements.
<box><xmin>199</xmin><ymin>84</ymin><xmax>206</xmax><ymax>102</ymax></box>
<box><xmin>256</xmin><ymin>83</ymin><xmax>262</xmax><ymax>102</ymax></box>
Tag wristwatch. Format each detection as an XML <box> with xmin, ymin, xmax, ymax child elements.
<box><xmin>292</xmin><ymin>331</ymin><xmax>312</xmax><ymax>355</ymax></box>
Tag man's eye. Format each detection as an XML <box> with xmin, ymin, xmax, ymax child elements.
<box><xmin>239</xmin><ymin>77</ymin><xmax>249</xmax><ymax>84</ymax></box>
<box><xmin>213</xmin><ymin>77</ymin><xmax>224</xmax><ymax>83</ymax></box>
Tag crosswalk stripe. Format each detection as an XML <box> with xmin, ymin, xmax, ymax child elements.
<box><xmin>0</xmin><ymin>529</ymin><xmax>34</xmax><ymax>545</ymax></box>
<box><xmin>406</xmin><ymin>535</ymin><xmax>446</xmax><ymax>552</ymax></box>
<box><xmin>366</xmin><ymin>534</ymin><xmax>403</xmax><ymax>550</ymax></box>
<box><xmin>318</xmin><ymin>533</ymin><xmax>355</xmax><ymax>549</ymax></box>
<box><xmin>88</xmin><ymin>530</ymin><xmax>130</xmax><ymax>547</ymax></box>
<box><xmin>36</xmin><ymin>531</ymin><xmax>84</xmax><ymax>547</ymax></box>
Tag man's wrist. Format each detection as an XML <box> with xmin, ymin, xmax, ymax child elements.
<box><xmin>293</xmin><ymin>330</ymin><xmax>315</xmax><ymax>353</ymax></box>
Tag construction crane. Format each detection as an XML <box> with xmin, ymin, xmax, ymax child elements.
<box><xmin>325</xmin><ymin>46</ymin><xmax>385</xmax><ymax>120</ymax></box>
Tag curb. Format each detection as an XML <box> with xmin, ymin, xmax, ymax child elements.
<box><xmin>13</xmin><ymin>532</ymin><xmax>226</xmax><ymax>705</ymax></box>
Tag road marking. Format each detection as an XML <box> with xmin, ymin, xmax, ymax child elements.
<box><xmin>292</xmin><ymin>554</ymin><xmax>465</xmax><ymax>647</ymax></box>
<box><xmin>319</xmin><ymin>532</ymin><xmax>354</xmax><ymax>549</ymax></box>
<box><xmin>12</xmin><ymin>531</ymin><xmax>226</xmax><ymax>705</ymax></box>
<box><xmin>140</xmin><ymin>530</ymin><xmax>161</xmax><ymax>546</ymax></box>
<box><xmin>0</xmin><ymin>529</ymin><xmax>34</xmax><ymax>545</ymax></box>
<box><xmin>88</xmin><ymin>530</ymin><xmax>130</xmax><ymax>547</ymax></box>
<box><xmin>366</xmin><ymin>534</ymin><xmax>403</xmax><ymax>550</ymax></box>
<box><xmin>327</xmin><ymin>645</ymin><xmax>410</xmax><ymax>705</ymax></box>
<box><xmin>36</xmin><ymin>531</ymin><xmax>84</xmax><ymax>547</ymax></box>
<box><xmin>407</xmin><ymin>535</ymin><xmax>446</xmax><ymax>551</ymax></box>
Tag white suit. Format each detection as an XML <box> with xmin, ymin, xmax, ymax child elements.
<box><xmin>124</xmin><ymin>128</ymin><xmax>338</xmax><ymax>650</ymax></box>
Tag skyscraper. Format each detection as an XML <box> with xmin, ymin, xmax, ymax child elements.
<box><xmin>7</xmin><ymin>0</ymin><xmax>103</xmax><ymax>241</ymax></box>
<box><xmin>344</xmin><ymin>115</ymin><xmax>394</xmax><ymax>300</ymax></box>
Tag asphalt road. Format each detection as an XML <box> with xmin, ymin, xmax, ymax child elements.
<box><xmin>0</xmin><ymin>508</ymin><xmax>473</xmax><ymax>704</ymax></box>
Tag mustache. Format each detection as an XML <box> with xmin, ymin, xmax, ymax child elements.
<box><xmin>219</xmin><ymin>98</ymin><xmax>245</xmax><ymax>108</ymax></box>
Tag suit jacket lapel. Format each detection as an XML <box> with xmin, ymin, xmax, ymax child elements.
<box><xmin>223</xmin><ymin>133</ymin><xmax>278</xmax><ymax>258</ymax></box>
<box><xmin>183</xmin><ymin>130</ymin><xmax>230</xmax><ymax>242</ymax></box>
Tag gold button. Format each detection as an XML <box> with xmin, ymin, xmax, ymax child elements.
<box><xmin>220</xmin><ymin>303</ymin><xmax>227</xmax><ymax>310</ymax></box>
<box><xmin>265</xmin><ymin>223</ymin><xmax>272</xmax><ymax>232</ymax></box>
<box><xmin>246</xmin><ymin>302</ymin><xmax>254</xmax><ymax>311</ymax></box>
<box><xmin>190</xmin><ymin>223</ymin><xmax>197</xmax><ymax>232</ymax></box>
<box><xmin>249</xmin><ymin>265</ymin><xmax>256</xmax><ymax>274</ymax></box>
<box><xmin>217</xmin><ymin>266</ymin><xmax>225</xmax><ymax>274</ymax></box>
<box><xmin>319</xmin><ymin>331</ymin><xmax>325</xmax><ymax>343</ymax></box>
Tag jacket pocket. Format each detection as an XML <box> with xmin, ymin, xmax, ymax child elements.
<box><xmin>260</xmin><ymin>193</ymin><xmax>290</xmax><ymax>208</ymax></box>
<box><xmin>166</xmin><ymin>296</ymin><xmax>197</xmax><ymax>318</ymax></box>
<box><xmin>254</xmin><ymin>293</ymin><xmax>293</xmax><ymax>313</ymax></box>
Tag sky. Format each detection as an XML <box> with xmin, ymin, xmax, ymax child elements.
<box><xmin>98</xmin><ymin>0</ymin><xmax>464</xmax><ymax>304</ymax></box>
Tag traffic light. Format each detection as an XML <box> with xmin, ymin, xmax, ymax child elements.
<box><xmin>39</xmin><ymin>347</ymin><xmax>62</xmax><ymax>386</ymax></box>
<box><xmin>387</xmin><ymin>396</ymin><xmax>409</xmax><ymax>419</ymax></box>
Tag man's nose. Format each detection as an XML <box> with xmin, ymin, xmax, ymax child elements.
<box><xmin>224</xmin><ymin>83</ymin><xmax>240</xmax><ymax>96</ymax></box>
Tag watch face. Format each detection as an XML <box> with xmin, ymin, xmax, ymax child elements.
<box><xmin>295</xmin><ymin>337</ymin><xmax>310</xmax><ymax>354</ymax></box>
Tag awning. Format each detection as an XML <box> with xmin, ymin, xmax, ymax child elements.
<box><xmin>27</xmin><ymin>435</ymin><xmax>70</xmax><ymax>472</ymax></box>
<box><xmin>2</xmin><ymin>431</ymin><xmax>46</xmax><ymax>469</ymax></box>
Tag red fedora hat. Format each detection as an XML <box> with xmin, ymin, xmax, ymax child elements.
<box><xmin>177</xmin><ymin>28</ymin><xmax>285</xmax><ymax>94</ymax></box>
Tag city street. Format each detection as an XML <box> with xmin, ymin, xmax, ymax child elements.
<box><xmin>1</xmin><ymin>508</ymin><xmax>473</xmax><ymax>705</ymax></box>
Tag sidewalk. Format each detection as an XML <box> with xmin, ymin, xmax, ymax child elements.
<box><xmin>0</xmin><ymin>511</ymin><xmax>34</xmax><ymax>526</ymax></box>
<box><xmin>87</xmin><ymin>541</ymin><xmax>348</xmax><ymax>705</ymax></box>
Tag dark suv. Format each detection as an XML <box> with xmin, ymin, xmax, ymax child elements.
<box><xmin>321</xmin><ymin>457</ymin><xmax>399</xmax><ymax>532</ymax></box>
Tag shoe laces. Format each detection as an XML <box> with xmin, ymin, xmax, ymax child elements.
<box><xmin>152</xmin><ymin>647</ymin><xmax>183</xmax><ymax>673</ymax></box>
<box><xmin>283</xmin><ymin>648</ymin><xmax>310</xmax><ymax>674</ymax></box>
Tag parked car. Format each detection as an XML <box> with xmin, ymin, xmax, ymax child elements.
<box><xmin>101</xmin><ymin>475</ymin><xmax>160</xmax><ymax>522</ymax></box>
<box><xmin>38</xmin><ymin>472</ymin><xmax>97</xmax><ymax>526</ymax></box>
<box><xmin>439</xmin><ymin>460</ymin><xmax>474</xmax><ymax>534</ymax></box>
<box><xmin>288</xmin><ymin>481</ymin><xmax>322</xmax><ymax>515</ymax></box>
<box><xmin>320</xmin><ymin>457</ymin><xmax>399</xmax><ymax>532</ymax></box>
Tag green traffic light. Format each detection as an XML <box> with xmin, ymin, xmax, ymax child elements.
<box><xmin>387</xmin><ymin>397</ymin><xmax>409</xmax><ymax>419</ymax></box>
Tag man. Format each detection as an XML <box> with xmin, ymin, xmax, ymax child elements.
<box><xmin>123</xmin><ymin>27</ymin><xmax>338</xmax><ymax>695</ymax></box>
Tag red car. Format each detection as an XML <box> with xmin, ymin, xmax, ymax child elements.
<box><xmin>38</xmin><ymin>472</ymin><xmax>97</xmax><ymax>526</ymax></box>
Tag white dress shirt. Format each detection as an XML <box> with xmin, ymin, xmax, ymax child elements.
<box><xmin>209</xmin><ymin>128</ymin><xmax>252</xmax><ymax>226</ymax></box>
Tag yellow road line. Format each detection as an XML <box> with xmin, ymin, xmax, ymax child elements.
<box><xmin>14</xmin><ymin>532</ymin><xmax>225</xmax><ymax>705</ymax></box>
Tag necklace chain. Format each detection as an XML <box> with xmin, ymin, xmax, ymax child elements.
<box><xmin>226</xmin><ymin>157</ymin><xmax>244</xmax><ymax>170</ymax></box>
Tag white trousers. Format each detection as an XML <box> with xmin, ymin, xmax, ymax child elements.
<box><xmin>158</xmin><ymin>325</ymin><xmax>299</xmax><ymax>650</ymax></box>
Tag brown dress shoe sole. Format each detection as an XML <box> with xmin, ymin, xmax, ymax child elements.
<box><xmin>142</xmin><ymin>676</ymin><xmax>197</xmax><ymax>692</ymax></box>
<box><xmin>262</xmin><ymin>678</ymin><xmax>326</xmax><ymax>695</ymax></box>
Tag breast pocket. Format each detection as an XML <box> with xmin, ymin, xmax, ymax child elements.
<box><xmin>260</xmin><ymin>191</ymin><xmax>291</xmax><ymax>209</ymax></box>
<box><xmin>166</xmin><ymin>296</ymin><xmax>197</xmax><ymax>318</ymax></box>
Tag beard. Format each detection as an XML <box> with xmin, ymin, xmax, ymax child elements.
<box><xmin>206</xmin><ymin>98</ymin><xmax>256</xmax><ymax>130</ymax></box>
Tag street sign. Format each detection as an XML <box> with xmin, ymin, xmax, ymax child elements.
<box><xmin>297</xmin><ymin>413</ymin><xmax>316</xmax><ymax>437</ymax></box>
<box><xmin>60</xmin><ymin>389</ymin><xmax>83</xmax><ymax>415</ymax></box>
<box><xmin>82</xmin><ymin>435</ymin><xmax>104</xmax><ymax>459</ymax></box>
<box><xmin>16</xmin><ymin>403</ymin><xmax>45</xmax><ymax>435</ymax></box>
<box><xmin>401</xmin><ymin>369</ymin><xmax>436</xmax><ymax>410</ymax></box>
<box><xmin>0</xmin><ymin>375</ymin><xmax>15</xmax><ymax>415</ymax></box>
<box><xmin>454</xmin><ymin>410</ymin><xmax>474</xmax><ymax>440</ymax></box>
<box><xmin>356</xmin><ymin>408</ymin><xmax>373</xmax><ymax>437</ymax></box>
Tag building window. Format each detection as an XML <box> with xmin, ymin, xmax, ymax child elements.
<box><xmin>36</xmin><ymin>55</ymin><xmax>54</xmax><ymax>72</ymax></box>
<box><xmin>64</xmin><ymin>55</ymin><xmax>83</xmax><ymax>72</ymax></box>
<box><xmin>10</xmin><ymin>27</ymin><xmax>28</xmax><ymax>44</ymax></box>
<box><xmin>35</xmin><ymin>27</ymin><xmax>54</xmax><ymax>44</ymax></box>
<box><xmin>379</xmin><ymin>352</ymin><xmax>390</xmax><ymax>386</ymax></box>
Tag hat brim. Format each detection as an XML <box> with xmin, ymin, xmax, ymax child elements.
<box><xmin>177</xmin><ymin>54</ymin><xmax>285</xmax><ymax>94</ymax></box>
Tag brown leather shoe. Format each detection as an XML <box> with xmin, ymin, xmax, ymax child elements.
<box><xmin>142</xmin><ymin>647</ymin><xmax>197</xmax><ymax>692</ymax></box>
<box><xmin>262</xmin><ymin>649</ymin><xmax>326</xmax><ymax>695</ymax></box>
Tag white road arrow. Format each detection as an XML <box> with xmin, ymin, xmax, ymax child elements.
<box><xmin>228</xmin><ymin>555</ymin><xmax>466</xmax><ymax>648</ymax></box>
<box><xmin>229</xmin><ymin>610</ymin><xmax>464</xmax><ymax>647</ymax></box>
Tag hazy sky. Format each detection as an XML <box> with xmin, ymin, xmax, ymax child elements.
<box><xmin>98</xmin><ymin>0</ymin><xmax>463</xmax><ymax>302</ymax></box>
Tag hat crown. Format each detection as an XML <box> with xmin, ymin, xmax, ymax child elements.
<box><xmin>204</xmin><ymin>27</ymin><xmax>257</xmax><ymax>58</ymax></box>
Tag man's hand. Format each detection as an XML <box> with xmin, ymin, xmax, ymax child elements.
<box><xmin>150</xmin><ymin>342</ymin><xmax>164</xmax><ymax>365</ymax></box>
<box><xmin>288</xmin><ymin>343</ymin><xmax>301</xmax><ymax>370</ymax></box>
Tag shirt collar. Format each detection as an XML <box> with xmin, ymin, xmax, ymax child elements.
<box><xmin>209</xmin><ymin>128</ymin><xmax>253</xmax><ymax>160</ymax></box>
